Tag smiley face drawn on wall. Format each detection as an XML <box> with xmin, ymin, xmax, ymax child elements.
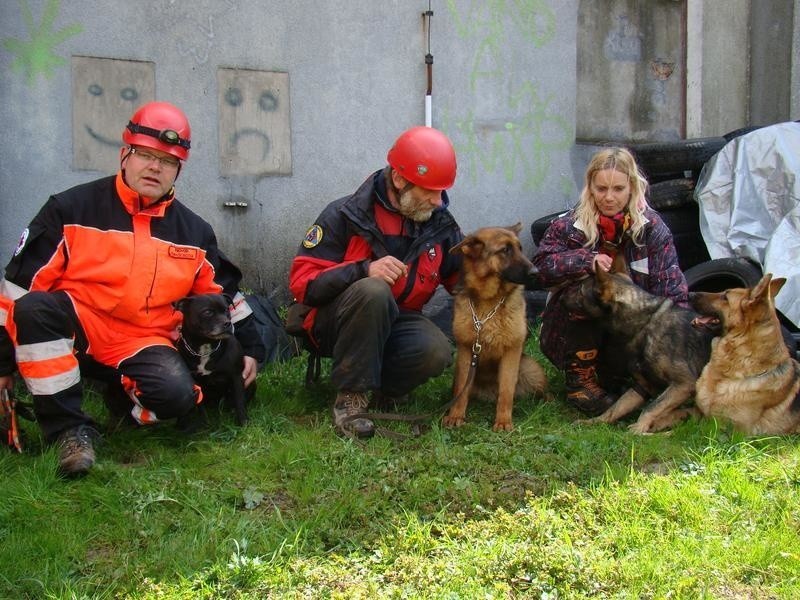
<box><xmin>71</xmin><ymin>56</ymin><xmax>155</xmax><ymax>173</ymax></box>
<box><xmin>217</xmin><ymin>68</ymin><xmax>291</xmax><ymax>176</ymax></box>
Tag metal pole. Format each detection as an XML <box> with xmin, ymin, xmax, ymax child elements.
<box><xmin>423</xmin><ymin>2</ymin><xmax>434</xmax><ymax>127</ymax></box>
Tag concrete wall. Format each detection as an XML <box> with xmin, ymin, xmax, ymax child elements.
<box><xmin>1</xmin><ymin>1</ymin><xmax>796</xmax><ymax>302</ymax></box>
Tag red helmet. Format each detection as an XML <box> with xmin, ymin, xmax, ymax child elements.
<box><xmin>387</xmin><ymin>126</ymin><xmax>457</xmax><ymax>190</ymax></box>
<box><xmin>122</xmin><ymin>101</ymin><xmax>191</xmax><ymax>161</ymax></box>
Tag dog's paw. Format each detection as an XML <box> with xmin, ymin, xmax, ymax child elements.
<box><xmin>492</xmin><ymin>421</ymin><xmax>514</xmax><ymax>432</ymax></box>
<box><xmin>442</xmin><ymin>414</ymin><xmax>466</xmax><ymax>428</ymax></box>
<box><xmin>628</xmin><ymin>421</ymin><xmax>654</xmax><ymax>435</ymax></box>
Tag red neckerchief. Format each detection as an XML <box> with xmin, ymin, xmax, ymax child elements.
<box><xmin>597</xmin><ymin>210</ymin><xmax>631</xmax><ymax>256</ymax></box>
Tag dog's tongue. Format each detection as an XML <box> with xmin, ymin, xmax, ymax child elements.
<box><xmin>691</xmin><ymin>315</ymin><xmax>720</xmax><ymax>331</ymax></box>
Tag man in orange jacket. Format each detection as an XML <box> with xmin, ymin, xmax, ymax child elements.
<box><xmin>0</xmin><ymin>101</ymin><xmax>265</xmax><ymax>476</ymax></box>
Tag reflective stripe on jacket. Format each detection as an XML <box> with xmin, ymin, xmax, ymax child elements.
<box><xmin>2</xmin><ymin>173</ymin><xmax>264</xmax><ymax>369</ymax></box>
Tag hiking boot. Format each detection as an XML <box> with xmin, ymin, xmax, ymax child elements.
<box><xmin>56</xmin><ymin>425</ymin><xmax>98</xmax><ymax>477</ymax></box>
<box><xmin>332</xmin><ymin>391</ymin><xmax>374</xmax><ymax>439</ymax></box>
<box><xmin>565</xmin><ymin>350</ymin><xmax>615</xmax><ymax>417</ymax></box>
<box><xmin>371</xmin><ymin>390</ymin><xmax>410</xmax><ymax>411</ymax></box>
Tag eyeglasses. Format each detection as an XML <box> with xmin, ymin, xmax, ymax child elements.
<box><xmin>129</xmin><ymin>147</ymin><xmax>180</xmax><ymax>169</ymax></box>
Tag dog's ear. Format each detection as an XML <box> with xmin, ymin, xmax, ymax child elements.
<box><xmin>609</xmin><ymin>252</ymin><xmax>630</xmax><ymax>276</ymax></box>
<box><xmin>175</xmin><ymin>297</ymin><xmax>190</xmax><ymax>313</ymax></box>
<box><xmin>222</xmin><ymin>293</ymin><xmax>235</xmax><ymax>307</ymax></box>
<box><xmin>749</xmin><ymin>273</ymin><xmax>773</xmax><ymax>303</ymax></box>
<box><xmin>505</xmin><ymin>222</ymin><xmax>523</xmax><ymax>236</ymax></box>
<box><xmin>594</xmin><ymin>266</ymin><xmax>615</xmax><ymax>304</ymax></box>
<box><xmin>768</xmin><ymin>275</ymin><xmax>787</xmax><ymax>299</ymax></box>
<box><xmin>450</xmin><ymin>236</ymin><xmax>484</xmax><ymax>257</ymax></box>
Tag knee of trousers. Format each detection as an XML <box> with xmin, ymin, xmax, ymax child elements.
<box><xmin>12</xmin><ymin>291</ymin><xmax>72</xmax><ymax>338</ymax></box>
<box><xmin>402</xmin><ymin>327</ymin><xmax>452</xmax><ymax>378</ymax></box>
<box><xmin>340</xmin><ymin>278</ymin><xmax>399</xmax><ymax>322</ymax></box>
<box><xmin>137</xmin><ymin>370</ymin><xmax>198</xmax><ymax>419</ymax></box>
<box><xmin>419</xmin><ymin>334</ymin><xmax>453</xmax><ymax>377</ymax></box>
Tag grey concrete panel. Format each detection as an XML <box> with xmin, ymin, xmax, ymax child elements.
<box><xmin>71</xmin><ymin>56</ymin><xmax>155</xmax><ymax>173</ymax></box>
<box><xmin>1</xmin><ymin>0</ymin><xmax>796</xmax><ymax>301</ymax></box>
<box><xmin>217</xmin><ymin>68</ymin><xmax>291</xmax><ymax>176</ymax></box>
<box><xmin>577</xmin><ymin>0</ymin><xmax>685</xmax><ymax>142</ymax></box>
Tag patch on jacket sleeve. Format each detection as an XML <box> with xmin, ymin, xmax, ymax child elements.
<box><xmin>302</xmin><ymin>225</ymin><xmax>323</xmax><ymax>249</ymax></box>
<box><xmin>13</xmin><ymin>228</ymin><xmax>29</xmax><ymax>256</ymax></box>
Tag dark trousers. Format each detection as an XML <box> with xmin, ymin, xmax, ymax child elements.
<box><xmin>312</xmin><ymin>278</ymin><xmax>452</xmax><ymax>396</ymax></box>
<box><xmin>12</xmin><ymin>291</ymin><xmax>197</xmax><ymax>442</ymax></box>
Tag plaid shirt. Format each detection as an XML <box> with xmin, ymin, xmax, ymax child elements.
<box><xmin>532</xmin><ymin>208</ymin><xmax>688</xmax><ymax>368</ymax></box>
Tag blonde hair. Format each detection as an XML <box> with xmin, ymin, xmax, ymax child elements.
<box><xmin>573</xmin><ymin>147</ymin><xmax>649</xmax><ymax>247</ymax></box>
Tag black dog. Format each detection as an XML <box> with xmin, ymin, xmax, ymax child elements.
<box><xmin>176</xmin><ymin>294</ymin><xmax>249</xmax><ymax>426</ymax></box>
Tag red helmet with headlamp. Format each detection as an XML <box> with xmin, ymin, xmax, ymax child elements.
<box><xmin>123</xmin><ymin>101</ymin><xmax>191</xmax><ymax>161</ymax></box>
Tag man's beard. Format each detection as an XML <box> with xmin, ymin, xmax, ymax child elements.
<box><xmin>398</xmin><ymin>189</ymin><xmax>434</xmax><ymax>222</ymax></box>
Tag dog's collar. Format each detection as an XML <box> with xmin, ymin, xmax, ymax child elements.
<box><xmin>178</xmin><ymin>335</ymin><xmax>221</xmax><ymax>358</ymax></box>
<box><xmin>468</xmin><ymin>296</ymin><xmax>506</xmax><ymax>356</ymax></box>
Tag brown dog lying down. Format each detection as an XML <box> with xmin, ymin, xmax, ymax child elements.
<box><xmin>444</xmin><ymin>224</ymin><xmax>548</xmax><ymax>431</ymax></box>
<box><xmin>566</xmin><ymin>253</ymin><xmax>716</xmax><ymax>433</ymax></box>
<box><xmin>690</xmin><ymin>273</ymin><xmax>800</xmax><ymax>435</ymax></box>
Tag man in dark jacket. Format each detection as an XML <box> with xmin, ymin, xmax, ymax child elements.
<box><xmin>289</xmin><ymin>126</ymin><xmax>463</xmax><ymax>438</ymax></box>
<box><xmin>0</xmin><ymin>101</ymin><xmax>265</xmax><ymax>476</ymax></box>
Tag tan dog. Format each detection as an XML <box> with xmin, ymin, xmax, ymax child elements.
<box><xmin>690</xmin><ymin>273</ymin><xmax>800</xmax><ymax>435</ymax></box>
<box><xmin>444</xmin><ymin>224</ymin><xmax>548</xmax><ymax>431</ymax></box>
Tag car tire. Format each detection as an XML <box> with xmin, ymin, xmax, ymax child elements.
<box><xmin>683</xmin><ymin>257</ymin><xmax>763</xmax><ymax>291</ymax></box>
<box><xmin>647</xmin><ymin>178</ymin><xmax>695</xmax><ymax>211</ymax></box>
<box><xmin>625</xmin><ymin>137</ymin><xmax>727</xmax><ymax>183</ymax></box>
<box><xmin>657</xmin><ymin>202</ymin><xmax>711</xmax><ymax>273</ymax></box>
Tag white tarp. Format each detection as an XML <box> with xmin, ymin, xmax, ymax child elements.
<box><xmin>695</xmin><ymin>121</ymin><xmax>800</xmax><ymax>327</ymax></box>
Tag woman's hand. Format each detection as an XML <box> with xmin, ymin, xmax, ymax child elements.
<box><xmin>592</xmin><ymin>253</ymin><xmax>613</xmax><ymax>273</ymax></box>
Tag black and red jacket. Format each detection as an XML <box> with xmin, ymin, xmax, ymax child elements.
<box><xmin>0</xmin><ymin>173</ymin><xmax>264</xmax><ymax>373</ymax></box>
<box><xmin>289</xmin><ymin>169</ymin><xmax>462</xmax><ymax>342</ymax></box>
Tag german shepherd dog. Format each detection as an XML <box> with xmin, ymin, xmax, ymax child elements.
<box><xmin>176</xmin><ymin>293</ymin><xmax>249</xmax><ymax>426</ymax></box>
<box><xmin>444</xmin><ymin>224</ymin><xmax>548</xmax><ymax>431</ymax></box>
<box><xmin>690</xmin><ymin>274</ymin><xmax>800</xmax><ymax>435</ymax></box>
<box><xmin>567</xmin><ymin>254</ymin><xmax>716</xmax><ymax>433</ymax></box>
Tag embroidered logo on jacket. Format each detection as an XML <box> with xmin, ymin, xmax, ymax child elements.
<box><xmin>169</xmin><ymin>246</ymin><xmax>198</xmax><ymax>259</ymax></box>
<box><xmin>303</xmin><ymin>225</ymin><xmax>323</xmax><ymax>249</ymax></box>
<box><xmin>13</xmin><ymin>228</ymin><xmax>29</xmax><ymax>256</ymax></box>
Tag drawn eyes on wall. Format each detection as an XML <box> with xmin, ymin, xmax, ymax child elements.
<box><xmin>87</xmin><ymin>83</ymin><xmax>139</xmax><ymax>102</ymax></box>
<box><xmin>259</xmin><ymin>91</ymin><xmax>278</xmax><ymax>112</ymax></box>
<box><xmin>225</xmin><ymin>88</ymin><xmax>243</xmax><ymax>107</ymax></box>
<box><xmin>224</xmin><ymin>87</ymin><xmax>279</xmax><ymax>112</ymax></box>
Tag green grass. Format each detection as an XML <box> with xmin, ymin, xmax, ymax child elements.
<box><xmin>1</xmin><ymin>328</ymin><xmax>798</xmax><ymax>599</ymax></box>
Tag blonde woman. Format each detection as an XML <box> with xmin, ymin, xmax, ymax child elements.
<box><xmin>532</xmin><ymin>147</ymin><xmax>688</xmax><ymax>415</ymax></box>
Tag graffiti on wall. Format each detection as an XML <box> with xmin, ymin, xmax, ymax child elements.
<box><xmin>166</xmin><ymin>0</ymin><xmax>238</xmax><ymax>67</ymax></box>
<box><xmin>217</xmin><ymin>68</ymin><xmax>292</xmax><ymax>176</ymax></box>
<box><xmin>444</xmin><ymin>0</ymin><xmax>572</xmax><ymax>193</ymax></box>
<box><xmin>2</xmin><ymin>0</ymin><xmax>82</xmax><ymax>84</ymax></box>
<box><xmin>72</xmin><ymin>56</ymin><xmax>155</xmax><ymax>172</ymax></box>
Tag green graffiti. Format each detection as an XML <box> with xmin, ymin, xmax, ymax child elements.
<box><xmin>3</xmin><ymin>0</ymin><xmax>83</xmax><ymax>84</ymax></box>
<box><xmin>441</xmin><ymin>0</ymin><xmax>570</xmax><ymax>192</ymax></box>
<box><xmin>446</xmin><ymin>0</ymin><xmax>556</xmax><ymax>91</ymax></box>
<box><xmin>445</xmin><ymin>82</ymin><xmax>572</xmax><ymax>192</ymax></box>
